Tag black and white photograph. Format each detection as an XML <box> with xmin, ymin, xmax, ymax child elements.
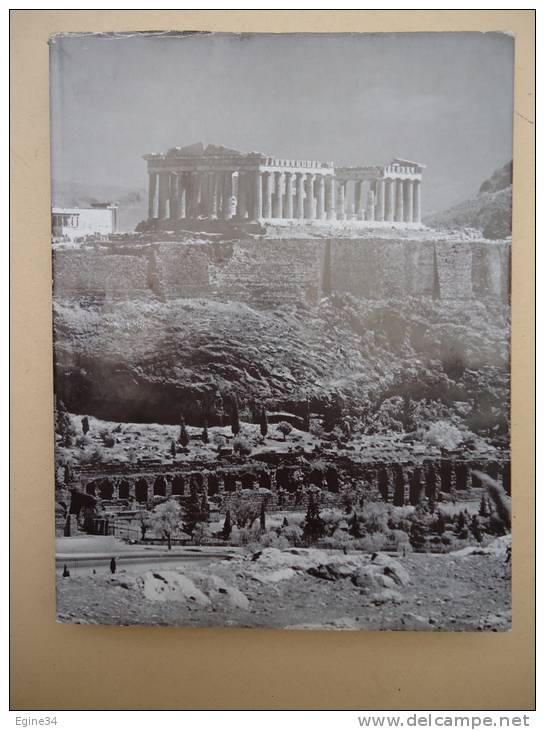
<box><xmin>51</xmin><ymin>30</ymin><xmax>513</xmax><ymax>630</ymax></box>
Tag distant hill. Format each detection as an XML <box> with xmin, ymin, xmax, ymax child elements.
<box><xmin>424</xmin><ymin>161</ymin><xmax>512</xmax><ymax>239</ymax></box>
<box><xmin>52</xmin><ymin>180</ymin><xmax>147</xmax><ymax>232</ymax></box>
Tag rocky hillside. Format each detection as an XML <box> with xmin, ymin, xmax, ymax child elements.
<box><xmin>425</xmin><ymin>162</ymin><xmax>512</xmax><ymax>239</ymax></box>
<box><xmin>53</xmin><ymin>293</ymin><xmax>510</xmax><ymax>438</ymax></box>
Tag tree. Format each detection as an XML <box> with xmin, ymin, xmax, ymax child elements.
<box><xmin>183</xmin><ymin>483</ymin><xmax>206</xmax><ymax>537</ymax></box>
<box><xmin>260</xmin><ymin>408</ymin><xmax>268</xmax><ymax>439</ymax></box>
<box><xmin>478</xmin><ymin>494</ymin><xmax>490</xmax><ymax>518</ymax></box>
<box><xmin>454</xmin><ymin>511</ymin><xmax>469</xmax><ymax>540</ymax></box>
<box><xmin>55</xmin><ymin>398</ymin><xmax>75</xmax><ymax>447</ymax></box>
<box><xmin>222</xmin><ymin>509</ymin><xmax>232</xmax><ymax>540</ymax></box>
<box><xmin>63</xmin><ymin>462</ymin><xmax>74</xmax><ymax>484</ymax></box>
<box><xmin>302</xmin><ymin>493</ymin><xmax>325</xmax><ymax>543</ymax></box>
<box><xmin>201</xmin><ymin>422</ymin><xmax>209</xmax><ymax>444</ymax></box>
<box><xmin>170</xmin><ymin>439</ymin><xmax>177</xmax><ymax>458</ymax></box>
<box><xmin>409</xmin><ymin>521</ymin><xmax>426</xmax><ymax>551</ymax></box>
<box><xmin>277</xmin><ymin>421</ymin><xmax>293</xmax><ymax>441</ymax></box>
<box><xmin>179</xmin><ymin>416</ymin><xmax>190</xmax><ymax>449</ymax></box>
<box><xmin>260</xmin><ymin>501</ymin><xmax>266</xmax><ymax>532</ymax></box>
<box><xmin>470</xmin><ymin>514</ymin><xmax>483</xmax><ymax>543</ymax></box>
<box><xmin>139</xmin><ymin>514</ymin><xmax>151</xmax><ymax>541</ymax></box>
<box><xmin>233</xmin><ymin>436</ymin><xmax>252</xmax><ymax>457</ymax></box>
<box><xmin>348</xmin><ymin>511</ymin><xmax>363</xmax><ymax>538</ymax></box>
<box><xmin>81</xmin><ymin>416</ymin><xmax>89</xmax><ymax>435</ymax></box>
<box><xmin>151</xmin><ymin>500</ymin><xmax>181</xmax><ymax>550</ymax></box>
<box><xmin>432</xmin><ymin>510</ymin><xmax>447</xmax><ymax>535</ymax></box>
<box><xmin>230</xmin><ymin>397</ymin><xmax>240</xmax><ymax>436</ymax></box>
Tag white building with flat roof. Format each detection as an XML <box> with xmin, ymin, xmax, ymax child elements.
<box><xmin>52</xmin><ymin>202</ymin><xmax>118</xmax><ymax>242</ymax></box>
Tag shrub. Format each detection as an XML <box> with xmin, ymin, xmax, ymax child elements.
<box><xmin>233</xmin><ymin>436</ymin><xmax>252</xmax><ymax>456</ymax></box>
<box><xmin>277</xmin><ymin>421</ymin><xmax>293</xmax><ymax>441</ymax></box>
<box><xmin>281</xmin><ymin>524</ymin><xmax>302</xmax><ymax>545</ymax></box>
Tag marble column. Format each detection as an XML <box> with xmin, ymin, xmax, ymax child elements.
<box><xmin>385</xmin><ymin>178</ymin><xmax>394</xmax><ymax>222</ymax></box>
<box><xmin>366</xmin><ymin>190</ymin><xmax>376</xmax><ymax>221</ymax></box>
<box><xmin>236</xmin><ymin>173</ymin><xmax>247</xmax><ymax>219</ymax></box>
<box><xmin>403</xmin><ymin>179</ymin><xmax>413</xmax><ymax>223</ymax></box>
<box><xmin>336</xmin><ymin>180</ymin><xmax>346</xmax><ymax>219</ymax></box>
<box><xmin>354</xmin><ymin>181</ymin><xmax>365</xmax><ymax>219</ymax></box>
<box><xmin>252</xmin><ymin>171</ymin><xmax>263</xmax><ymax>220</ymax></box>
<box><xmin>178</xmin><ymin>174</ymin><xmax>187</xmax><ymax>219</ymax></box>
<box><xmin>376</xmin><ymin>179</ymin><xmax>385</xmax><ymax>221</ymax></box>
<box><xmin>148</xmin><ymin>172</ymin><xmax>157</xmax><ymax>219</ymax></box>
<box><xmin>158</xmin><ymin>172</ymin><xmax>170</xmax><ymax>220</ymax></box>
<box><xmin>169</xmin><ymin>173</ymin><xmax>180</xmax><ymax>220</ymax></box>
<box><xmin>222</xmin><ymin>172</ymin><xmax>234</xmax><ymax>219</ymax></box>
<box><xmin>395</xmin><ymin>178</ymin><xmax>404</xmax><ymax>222</ymax></box>
<box><xmin>284</xmin><ymin>173</ymin><xmax>294</xmax><ymax>219</ymax></box>
<box><xmin>187</xmin><ymin>172</ymin><xmax>199</xmax><ymax>219</ymax></box>
<box><xmin>273</xmin><ymin>172</ymin><xmax>284</xmax><ymax>218</ymax></box>
<box><xmin>305</xmin><ymin>174</ymin><xmax>316</xmax><ymax>219</ymax></box>
<box><xmin>413</xmin><ymin>179</ymin><xmax>421</xmax><ymax>223</ymax></box>
<box><xmin>263</xmin><ymin>172</ymin><xmax>274</xmax><ymax>218</ymax></box>
<box><xmin>316</xmin><ymin>175</ymin><xmax>326</xmax><ymax>219</ymax></box>
<box><xmin>210</xmin><ymin>172</ymin><xmax>219</xmax><ymax>219</ymax></box>
<box><xmin>326</xmin><ymin>176</ymin><xmax>336</xmax><ymax>220</ymax></box>
<box><xmin>295</xmin><ymin>173</ymin><xmax>305</xmax><ymax>219</ymax></box>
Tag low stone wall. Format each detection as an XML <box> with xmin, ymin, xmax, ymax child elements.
<box><xmin>52</xmin><ymin>236</ymin><xmax>511</xmax><ymax>306</ymax></box>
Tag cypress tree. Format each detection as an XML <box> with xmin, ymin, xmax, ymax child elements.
<box><xmin>260</xmin><ymin>501</ymin><xmax>266</xmax><ymax>531</ymax></box>
<box><xmin>201</xmin><ymin>420</ymin><xmax>209</xmax><ymax>444</ymax></box>
<box><xmin>260</xmin><ymin>408</ymin><xmax>268</xmax><ymax>439</ymax></box>
<box><xmin>170</xmin><ymin>439</ymin><xmax>177</xmax><ymax>458</ymax></box>
<box><xmin>179</xmin><ymin>416</ymin><xmax>190</xmax><ymax>448</ymax></box>
<box><xmin>81</xmin><ymin>416</ymin><xmax>89</xmax><ymax>435</ymax></box>
<box><xmin>302</xmin><ymin>493</ymin><xmax>325</xmax><ymax>543</ymax></box>
<box><xmin>222</xmin><ymin>509</ymin><xmax>232</xmax><ymax>540</ymax></box>
<box><xmin>470</xmin><ymin>514</ymin><xmax>483</xmax><ymax>543</ymax></box>
<box><xmin>230</xmin><ymin>397</ymin><xmax>240</xmax><ymax>436</ymax></box>
<box><xmin>348</xmin><ymin>511</ymin><xmax>363</xmax><ymax>538</ymax></box>
<box><xmin>479</xmin><ymin>494</ymin><xmax>490</xmax><ymax>517</ymax></box>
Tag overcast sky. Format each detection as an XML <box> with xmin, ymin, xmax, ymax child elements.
<box><xmin>50</xmin><ymin>31</ymin><xmax>514</xmax><ymax>213</ymax></box>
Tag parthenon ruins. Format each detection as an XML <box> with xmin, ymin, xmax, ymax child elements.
<box><xmin>144</xmin><ymin>143</ymin><xmax>424</xmax><ymax>227</ymax></box>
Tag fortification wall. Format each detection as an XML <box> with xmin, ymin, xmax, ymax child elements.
<box><xmin>52</xmin><ymin>236</ymin><xmax>511</xmax><ymax>306</ymax></box>
<box><xmin>53</xmin><ymin>247</ymin><xmax>151</xmax><ymax>302</ymax></box>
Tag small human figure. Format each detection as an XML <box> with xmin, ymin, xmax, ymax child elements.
<box><xmin>505</xmin><ymin>546</ymin><xmax>511</xmax><ymax>564</ymax></box>
<box><xmin>110</xmin><ymin>557</ymin><xmax>117</xmax><ymax>574</ymax></box>
<box><xmin>62</xmin><ymin>564</ymin><xmax>70</xmax><ymax>578</ymax></box>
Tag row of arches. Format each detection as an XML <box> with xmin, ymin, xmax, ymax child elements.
<box><xmin>79</xmin><ymin>459</ymin><xmax>509</xmax><ymax>505</ymax></box>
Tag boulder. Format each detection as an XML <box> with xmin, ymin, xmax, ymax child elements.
<box><xmin>203</xmin><ymin>575</ymin><xmax>249</xmax><ymax>610</ymax></box>
<box><xmin>352</xmin><ymin>567</ymin><xmax>397</xmax><ymax>592</ymax></box>
<box><xmin>370</xmin><ymin>553</ymin><xmax>410</xmax><ymax>586</ymax></box>
<box><xmin>138</xmin><ymin>571</ymin><xmax>210</xmax><ymax>605</ymax></box>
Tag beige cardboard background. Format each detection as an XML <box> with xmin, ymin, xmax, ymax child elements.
<box><xmin>10</xmin><ymin>10</ymin><xmax>535</xmax><ymax>710</ymax></box>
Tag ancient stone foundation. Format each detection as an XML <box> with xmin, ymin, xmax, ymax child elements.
<box><xmin>53</xmin><ymin>236</ymin><xmax>511</xmax><ymax>306</ymax></box>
